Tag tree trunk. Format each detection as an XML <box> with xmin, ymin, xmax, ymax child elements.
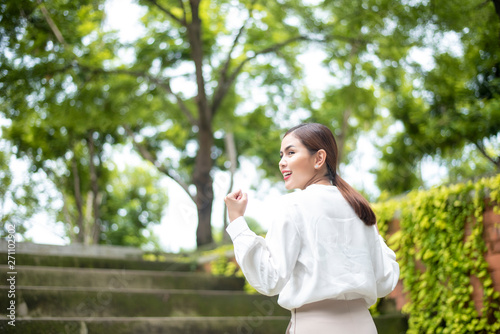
<box><xmin>474</xmin><ymin>140</ymin><xmax>500</xmax><ymax>170</ymax></box>
<box><xmin>337</xmin><ymin>107</ymin><xmax>351</xmax><ymax>164</ymax></box>
<box><xmin>188</xmin><ymin>0</ymin><xmax>215</xmax><ymax>247</ymax></box>
<box><xmin>492</xmin><ymin>0</ymin><xmax>500</xmax><ymax>21</ymax></box>
<box><xmin>337</xmin><ymin>56</ymin><xmax>356</xmax><ymax>165</ymax></box>
<box><xmin>88</xmin><ymin>131</ymin><xmax>101</xmax><ymax>244</ymax></box>
<box><xmin>495</xmin><ymin>0</ymin><xmax>500</xmax><ymax>45</ymax></box>
<box><xmin>223</xmin><ymin>132</ymin><xmax>237</xmax><ymax>241</ymax></box>
<box><xmin>193</xmin><ymin>126</ymin><xmax>215</xmax><ymax>247</ymax></box>
<box><xmin>187</xmin><ymin>0</ymin><xmax>210</xmax><ymax>124</ymax></box>
<box><xmin>61</xmin><ymin>194</ymin><xmax>77</xmax><ymax>242</ymax></box>
<box><xmin>71</xmin><ymin>154</ymin><xmax>85</xmax><ymax>243</ymax></box>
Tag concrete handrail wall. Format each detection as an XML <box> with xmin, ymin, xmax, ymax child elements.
<box><xmin>0</xmin><ymin>240</ymin><xmax>144</xmax><ymax>260</ymax></box>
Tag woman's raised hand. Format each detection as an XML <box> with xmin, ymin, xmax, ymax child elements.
<box><xmin>224</xmin><ymin>189</ymin><xmax>248</xmax><ymax>223</ymax></box>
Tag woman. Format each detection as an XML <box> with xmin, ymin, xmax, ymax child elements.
<box><xmin>224</xmin><ymin>123</ymin><xmax>399</xmax><ymax>333</ymax></box>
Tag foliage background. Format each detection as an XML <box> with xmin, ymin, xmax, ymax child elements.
<box><xmin>1</xmin><ymin>0</ymin><xmax>500</xmax><ymax>249</ymax></box>
<box><xmin>1</xmin><ymin>0</ymin><xmax>500</xmax><ymax>332</ymax></box>
<box><xmin>373</xmin><ymin>174</ymin><xmax>500</xmax><ymax>333</ymax></box>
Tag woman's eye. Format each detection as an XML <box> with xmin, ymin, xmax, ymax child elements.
<box><xmin>288</xmin><ymin>151</ymin><xmax>295</xmax><ymax>155</ymax></box>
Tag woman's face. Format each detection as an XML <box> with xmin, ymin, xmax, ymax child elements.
<box><xmin>279</xmin><ymin>134</ymin><xmax>317</xmax><ymax>190</ymax></box>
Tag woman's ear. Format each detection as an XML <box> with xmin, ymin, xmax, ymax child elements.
<box><xmin>315</xmin><ymin>149</ymin><xmax>327</xmax><ymax>168</ymax></box>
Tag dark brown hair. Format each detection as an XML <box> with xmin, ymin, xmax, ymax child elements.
<box><xmin>284</xmin><ymin>123</ymin><xmax>376</xmax><ymax>226</ymax></box>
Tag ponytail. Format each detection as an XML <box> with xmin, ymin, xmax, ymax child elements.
<box><xmin>328</xmin><ymin>167</ymin><xmax>376</xmax><ymax>226</ymax></box>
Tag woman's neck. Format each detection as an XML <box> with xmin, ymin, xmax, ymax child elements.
<box><xmin>302</xmin><ymin>176</ymin><xmax>332</xmax><ymax>189</ymax></box>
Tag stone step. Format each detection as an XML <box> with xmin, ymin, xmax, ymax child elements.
<box><xmin>1</xmin><ymin>253</ymin><xmax>195</xmax><ymax>271</ymax></box>
<box><xmin>0</xmin><ymin>265</ymin><xmax>244</xmax><ymax>291</ymax></box>
<box><xmin>0</xmin><ymin>313</ymin><xmax>408</xmax><ymax>334</ymax></box>
<box><xmin>0</xmin><ymin>286</ymin><xmax>289</xmax><ymax>318</ymax></box>
<box><xmin>0</xmin><ymin>316</ymin><xmax>291</xmax><ymax>334</ymax></box>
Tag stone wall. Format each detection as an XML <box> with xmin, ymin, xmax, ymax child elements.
<box><xmin>471</xmin><ymin>206</ymin><xmax>500</xmax><ymax>313</ymax></box>
<box><xmin>384</xmin><ymin>205</ymin><xmax>500</xmax><ymax>313</ymax></box>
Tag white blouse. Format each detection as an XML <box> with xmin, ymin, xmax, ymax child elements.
<box><xmin>226</xmin><ymin>184</ymin><xmax>400</xmax><ymax>311</ymax></box>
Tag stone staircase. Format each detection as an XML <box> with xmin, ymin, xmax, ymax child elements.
<box><xmin>0</xmin><ymin>243</ymin><xmax>290</xmax><ymax>333</ymax></box>
<box><xmin>0</xmin><ymin>242</ymin><xmax>407</xmax><ymax>333</ymax></box>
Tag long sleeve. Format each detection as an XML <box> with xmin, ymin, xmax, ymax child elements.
<box><xmin>374</xmin><ymin>235</ymin><xmax>400</xmax><ymax>298</ymax></box>
<box><xmin>226</xmin><ymin>210</ymin><xmax>301</xmax><ymax>296</ymax></box>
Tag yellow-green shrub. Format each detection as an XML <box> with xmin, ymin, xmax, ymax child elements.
<box><xmin>374</xmin><ymin>175</ymin><xmax>500</xmax><ymax>334</ymax></box>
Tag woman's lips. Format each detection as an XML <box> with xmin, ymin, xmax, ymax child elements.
<box><xmin>282</xmin><ymin>171</ymin><xmax>292</xmax><ymax>180</ymax></box>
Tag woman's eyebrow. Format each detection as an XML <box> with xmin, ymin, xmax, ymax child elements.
<box><xmin>280</xmin><ymin>145</ymin><xmax>295</xmax><ymax>155</ymax></box>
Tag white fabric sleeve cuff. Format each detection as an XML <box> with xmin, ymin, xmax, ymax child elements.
<box><xmin>226</xmin><ymin>216</ymin><xmax>250</xmax><ymax>240</ymax></box>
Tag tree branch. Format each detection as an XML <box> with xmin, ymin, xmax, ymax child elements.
<box><xmin>161</xmin><ymin>80</ymin><xmax>198</xmax><ymax>126</ymax></box>
<box><xmin>71</xmin><ymin>154</ymin><xmax>85</xmax><ymax>243</ymax></box>
<box><xmin>491</xmin><ymin>0</ymin><xmax>500</xmax><ymax>20</ymax></box>
<box><xmin>474</xmin><ymin>140</ymin><xmax>500</xmax><ymax>169</ymax></box>
<box><xmin>222</xmin><ymin>0</ymin><xmax>258</xmax><ymax>78</ymax></box>
<box><xmin>178</xmin><ymin>0</ymin><xmax>187</xmax><ymax>22</ymax></box>
<box><xmin>315</xmin><ymin>34</ymin><xmax>369</xmax><ymax>47</ymax></box>
<box><xmin>210</xmin><ymin>33</ymin><xmax>370</xmax><ymax>116</ymax></box>
<box><xmin>210</xmin><ymin>0</ymin><xmax>257</xmax><ymax>115</ymax></box>
<box><xmin>132</xmin><ymin>71</ymin><xmax>198</xmax><ymax>126</ymax></box>
<box><xmin>37</xmin><ymin>0</ymin><xmax>67</xmax><ymax>46</ymax></box>
<box><xmin>211</xmin><ymin>35</ymin><xmax>308</xmax><ymax>116</ymax></box>
<box><xmin>187</xmin><ymin>0</ymin><xmax>210</xmax><ymax>127</ymax></box>
<box><xmin>88</xmin><ymin>130</ymin><xmax>102</xmax><ymax>244</ymax></box>
<box><xmin>142</xmin><ymin>73</ymin><xmax>197</xmax><ymax>126</ymax></box>
<box><xmin>123</xmin><ymin>125</ymin><xmax>196</xmax><ymax>202</ymax></box>
<box><xmin>61</xmin><ymin>195</ymin><xmax>77</xmax><ymax>242</ymax></box>
<box><xmin>83</xmin><ymin>66</ymin><xmax>198</xmax><ymax>126</ymax></box>
<box><xmin>145</xmin><ymin>0</ymin><xmax>186</xmax><ymax>25</ymax></box>
<box><xmin>220</xmin><ymin>21</ymin><xmax>248</xmax><ymax>80</ymax></box>
<box><xmin>222</xmin><ymin>132</ymin><xmax>237</xmax><ymax>241</ymax></box>
<box><xmin>476</xmin><ymin>0</ymin><xmax>491</xmax><ymax>9</ymax></box>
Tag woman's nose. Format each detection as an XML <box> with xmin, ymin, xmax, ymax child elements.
<box><xmin>279</xmin><ymin>157</ymin><xmax>286</xmax><ymax>169</ymax></box>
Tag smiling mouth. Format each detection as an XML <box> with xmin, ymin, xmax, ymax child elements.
<box><xmin>283</xmin><ymin>172</ymin><xmax>292</xmax><ymax>180</ymax></box>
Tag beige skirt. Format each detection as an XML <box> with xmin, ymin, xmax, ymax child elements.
<box><xmin>285</xmin><ymin>299</ymin><xmax>377</xmax><ymax>334</ymax></box>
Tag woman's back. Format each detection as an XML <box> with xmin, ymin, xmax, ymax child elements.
<box><xmin>274</xmin><ymin>185</ymin><xmax>394</xmax><ymax>308</ymax></box>
<box><xmin>265</xmin><ymin>184</ymin><xmax>396</xmax><ymax>310</ymax></box>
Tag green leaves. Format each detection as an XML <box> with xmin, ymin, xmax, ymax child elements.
<box><xmin>375</xmin><ymin>174</ymin><xmax>500</xmax><ymax>333</ymax></box>
<box><xmin>99</xmin><ymin>163</ymin><xmax>168</xmax><ymax>248</ymax></box>
<box><xmin>2</xmin><ymin>0</ymin><xmax>499</xmax><ymax>251</ymax></box>
<box><xmin>372</xmin><ymin>0</ymin><xmax>500</xmax><ymax>195</ymax></box>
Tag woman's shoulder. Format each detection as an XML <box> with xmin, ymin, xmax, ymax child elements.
<box><xmin>277</xmin><ymin>190</ymin><xmax>301</xmax><ymax>207</ymax></box>
<box><xmin>279</xmin><ymin>184</ymin><xmax>334</xmax><ymax>198</ymax></box>
<box><xmin>278</xmin><ymin>185</ymin><xmax>339</xmax><ymax>207</ymax></box>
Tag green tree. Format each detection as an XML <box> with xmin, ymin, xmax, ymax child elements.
<box><xmin>0</xmin><ymin>0</ymin><xmax>321</xmax><ymax>247</ymax></box>
<box><xmin>116</xmin><ymin>0</ymin><xmax>316</xmax><ymax>247</ymax></box>
<box><xmin>374</xmin><ymin>0</ymin><xmax>500</xmax><ymax>194</ymax></box>
<box><xmin>1</xmin><ymin>0</ymin><xmax>117</xmax><ymax>243</ymax></box>
<box><xmin>223</xmin><ymin>0</ymin><xmax>410</xmax><ymax>186</ymax></box>
<box><xmin>0</xmin><ymin>0</ymin><xmax>170</xmax><ymax>246</ymax></box>
<box><xmin>302</xmin><ymin>0</ymin><xmax>392</xmax><ymax>164</ymax></box>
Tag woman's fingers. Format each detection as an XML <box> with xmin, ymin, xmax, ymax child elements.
<box><xmin>234</xmin><ymin>189</ymin><xmax>242</xmax><ymax>200</ymax></box>
<box><xmin>225</xmin><ymin>189</ymin><xmax>242</xmax><ymax>201</ymax></box>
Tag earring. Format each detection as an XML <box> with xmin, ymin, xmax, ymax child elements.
<box><xmin>315</xmin><ymin>165</ymin><xmax>319</xmax><ymax>168</ymax></box>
